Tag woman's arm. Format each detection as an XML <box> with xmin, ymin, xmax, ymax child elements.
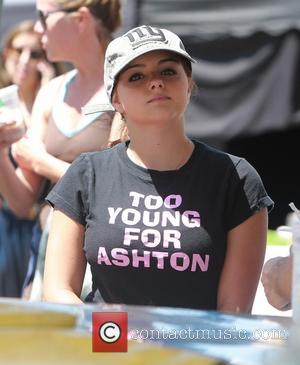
<box><xmin>28</xmin><ymin>105</ymin><xmax>125</xmax><ymax>182</ymax></box>
<box><xmin>217</xmin><ymin>208</ymin><xmax>268</xmax><ymax>313</ymax></box>
<box><xmin>0</xmin><ymin>79</ymin><xmax>55</xmax><ymax>217</ymax></box>
<box><xmin>13</xmin><ymin>135</ymin><xmax>70</xmax><ymax>183</ymax></box>
<box><xmin>0</xmin><ymin>118</ymin><xmax>39</xmax><ymax>218</ymax></box>
<box><xmin>12</xmin><ymin>75</ymin><xmax>70</xmax><ymax>183</ymax></box>
<box><xmin>0</xmin><ymin>120</ymin><xmax>25</xmax><ymax>149</ymax></box>
<box><xmin>261</xmin><ymin>254</ymin><xmax>292</xmax><ymax>310</ymax></box>
<box><xmin>43</xmin><ymin>208</ymin><xmax>86</xmax><ymax>304</ymax></box>
<box><xmin>0</xmin><ymin>147</ymin><xmax>43</xmax><ymax>217</ymax></box>
<box><xmin>33</xmin><ymin>152</ymin><xmax>71</xmax><ymax>182</ymax></box>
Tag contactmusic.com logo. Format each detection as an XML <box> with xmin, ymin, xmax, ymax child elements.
<box><xmin>92</xmin><ymin>312</ymin><xmax>128</xmax><ymax>352</ymax></box>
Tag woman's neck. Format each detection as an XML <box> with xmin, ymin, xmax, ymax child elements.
<box><xmin>74</xmin><ymin>57</ymin><xmax>104</xmax><ymax>84</ymax></box>
<box><xmin>127</xmin><ymin>132</ymin><xmax>194</xmax><ymax>171</ymax></box>
<box><xmin>18</xmin><ymin>81</ymin><xmax>40</xmax><ymax>113</ymax></box>
<box><xmin>72</xmin><ymin>37</ymin><xmax>105</xmax><ymax>84</ymax></box>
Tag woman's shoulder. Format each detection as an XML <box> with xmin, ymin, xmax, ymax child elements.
<box><xmin>194</xmin><ymin>139</ymin><xmax>243</xmax><ymax>164</ymax></box>
<box><xmin>74</xmin><ymin>142</ymin><xmax>124</xmax><ymax>165</ymax></box>
<box><xmin>193</xmin><ymin>139</ymin><xmax>258</xmax><ymax>176</ymax></box>
<box><xmin>37</xmin><ymin>71</ymin><xmax>74</xmax><ymax>97</ymax></box>
<box><xmin>32</xmin><ymin>70</ymin><xmax>75</xmax><ymax>118</ymax></box>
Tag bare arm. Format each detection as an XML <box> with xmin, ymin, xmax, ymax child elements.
<box><xmin>0</xmin><ymin>113</ymin><xmax>39</xmax><ymax>218</ymax></box>
<box><xmin>0</xmin><ymin>121</ymin><xmax>25</xmax><ymax>149</ymax></box>
<box><xmin>34</xmin><ymin>108</ymin><xmax>125</xmax><ymax>181</ymax></box>
<box><xmin>0</xmin><ymin>79</ymin><xmax>55</xmax><ymax>217</ymax></box>
<box><xmin>13</xmin><ymin>75</ymin><xmax>70</xmax><ymax>183</ymax></box>
<box><xmin>0</xmin><ymin>118</ymin><xmax>39</xmax><ymax>218</ymax></box>
<box><xmin>0</xmin><ymin>147</ymin><xmax>43</xmax><ymax>217</ymax></box>
<box><xmin>13</xmin><ymin>137</ymin><xmax>70</xmax><ymax>183</ymax></box>
<box><xmin>43</xmin><ymin>209</ymin><xmax>86</xmax><ymax>304</ymax></box>
<box><xmin>217</xmin><ymin>208</ymin><xmax>268</xmax><ymax>313</ymax></box>
<box><xmin>261</xmin><ymin>254</ymin><xmax>292</xmax><ymax>310</ymax></box>
<box><xmin>34</xmin><ymin>153</ymin><xmax>70</xmax><ymax>182</ymax></box>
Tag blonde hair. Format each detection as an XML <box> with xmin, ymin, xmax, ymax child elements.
<box><xmin>56</xmin><ymin>0</ymin><xmax>121</xmax><ymax>34</ymax></box>
<box><xmin>107</xmin><ymin>112</ymin><xmax>129</xmax><ymax>147</ymax></box>
<box><xmin>2</xmin><ymin>20</ymin><xmax>40</xmax><ymax>50</ymax></box>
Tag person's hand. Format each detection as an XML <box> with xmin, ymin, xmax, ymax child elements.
<box><xmin>0</xmin><ymin>118</ymin><xmax>26</xmax><ymax>150</ymax></box>
<box><xmin>36</xmin><ymin>59</ymin><xmax>56</xmax><ymax>86</ymax></box>
<box><xmin>261</xmin><ymin>255</ymin><xmax>292</xmax><ymax>310</ymax></box>
<box><xmin>11</xmin><ymin>134</ymin><xmax>47</xmax><ymax>171</ymax></box>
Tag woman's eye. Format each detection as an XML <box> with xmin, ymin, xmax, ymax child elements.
<box><xmin>161</xmin><ymin>68</ymin><xmax>176</xmax><ymax>76</ymax></box>
<box><xmin>129</xmin><ymin>73</ymin><xmax>144</xmax><ymax>82</ymax></box>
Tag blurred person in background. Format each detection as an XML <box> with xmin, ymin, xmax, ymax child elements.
<box><xmin>1</xmin><ymin>20</ymin><xmax>65</xmax><ymax>126</ymax></box>
<box><xmin>261</xmin><ymin>251</ymin><xmax>292</xmax><ymax>310</ymax></box>
<box><xmin>0</xmin><ymin>0</ymin><xmax>124</xmax><ymax>300</ymax></box>
<box><xmin>0</xmin><ymin>19</ymin><xmax>64</xmax><ymax>297</ymax></box>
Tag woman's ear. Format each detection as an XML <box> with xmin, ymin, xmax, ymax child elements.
<box><xmin>187</xmin><ymin>78</ymin><xmax>193</xmax><ymax>96</ymax></box>
<box><xmin>112</xmin><ymin>91</ymin><xmax>124</xmax><ymax>115</ymax></box>
<box><xmin>73</xmin><ymin>6</ymin><xmax>90</xmax><ymax>31</ymax></box>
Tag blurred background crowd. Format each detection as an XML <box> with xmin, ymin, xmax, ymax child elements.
<box><xmin>0</xmin><ymin>0</ymin><xmax>300</xmax><ymax>305</ymax></box>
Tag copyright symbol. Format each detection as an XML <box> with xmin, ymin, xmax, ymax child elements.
<box><xmin>99</xmin><ymin>321</ymin><xmax>121</xmax><ymax>343</ymax></box>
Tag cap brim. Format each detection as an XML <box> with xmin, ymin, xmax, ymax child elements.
<box><xmin>112</xmin><ymin>45</ymin><xmax>196</xmax><ymax>80</ymax></box>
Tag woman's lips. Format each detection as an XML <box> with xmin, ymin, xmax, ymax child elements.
<box><xmin>148</xmin><ymin>95</ymin><xmax>170</xmax><ymax>103</ymax></box>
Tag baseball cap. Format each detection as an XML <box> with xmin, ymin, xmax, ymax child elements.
<box><xmin>104</xmin><ymin>25</ymin><xmax>196</xmax><ymax>103</ymax></box>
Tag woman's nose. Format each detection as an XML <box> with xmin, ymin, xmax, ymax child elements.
<box><xmin>18</xmin><ymin>49</ymin><xmax>31</xmax><ymax>64</ymax></box>
<box><xmin>34</xmin><ymin>20</ymin><xmax>44</xmax><ymax>35</ymax></box>
<box><xmin>149</xmin><ymin>77</ymin><xmax>164</xmax><ymax>90</ymax></box>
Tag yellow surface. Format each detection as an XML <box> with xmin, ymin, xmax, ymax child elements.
<box><xmin>0</xmin><ymin>303</ymin><xmax>76</xmax><ymax>328</ymax></box>
<box><xmin>0</xmin><ymin>330</ymin><xmax>219</xmax><ymax>365</ymax></box>
<box><xmin>0</xmin><ymin>303</ymin><xmax>220</xmax><ymax>364</ymax></box>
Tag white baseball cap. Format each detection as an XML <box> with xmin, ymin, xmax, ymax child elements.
<box><xmin>104</xmin><ymin>25</ymin><xmax>196</xmax><ymax>103</ymax></box>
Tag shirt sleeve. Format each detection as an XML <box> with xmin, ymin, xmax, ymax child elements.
<box><xmin>225</xmin><ymin>157</ymin><xmax>274</xmax><ymax>230</ymax></box>
<box><xmin>45</xmin><ymin>154</ymin><xmax>90</xmax><ymax>225</ymax></box>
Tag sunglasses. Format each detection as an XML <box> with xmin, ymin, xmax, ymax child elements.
<box><xmin>9</xmin><ymin>47</ymin><xmax>45</xmax><ymax>60</ymax></box>
<box><xmin>37</xmin><ymin>7</ymin><xmax>78</xmax><ymax>30</ymax></box>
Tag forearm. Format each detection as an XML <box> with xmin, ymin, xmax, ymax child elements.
<box><xmin>32</xmin><ymin>152</ymin><xmax>70</xmax><ymax>183</ymax></box>
<box><xmin>217</xmin><ymin>270</ymin><xmax>259</xmax><ymax>313</ymax></box>
<box><xmin>217</xmin><ymin>251</ymin><xmax>264</xmax><ymax>314</ymax></box>
<box><xmin>0</xmin><ymin>150</ymin><xmax>39</xmax><ymax>217</ymax></box>
<box><xmin>218</xmin><ymin>209</ymin><xmax>268</xmax><ymax>314</ymax></box>
<box><xmin>43</xmin><ymin>288</ymin><xmax>83</xmax><ymax>304</ymax></box>
<box><xmin>217</xmin><ymin>289</ymin><xmax>256</xmax><ymax>314</ymax></box>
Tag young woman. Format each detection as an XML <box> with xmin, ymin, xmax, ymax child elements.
<box><xmin>44</xmin><ymin>25</ymin><xmax>274</xmax><ymax>312</ymax></box>
<box><xmin>0</xmin><ymin>0</ymin><xmax>122</xmax><ymax>298</ymax></box>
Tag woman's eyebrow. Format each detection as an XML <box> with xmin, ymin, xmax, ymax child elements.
<box><xmin>122</xmin><ymin>63</ymin><xmax>144</xmax><ymax>72</ymax></box>
<box><xmin>159</xmin><ymin>57</ymin><xmax>180</xmax><ymax>65</ymax></box>
<box><xmin>123</xmin><ymin>57</ymin><xmax>180</xmax><ymax>73</ymax></box>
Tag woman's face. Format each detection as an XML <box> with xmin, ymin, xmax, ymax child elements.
<box><xmin>4</xmin><ymin>31</ymin><xmax>44</xmax><ymax>87</ymax></box>
<box><xmin>112</xmin><ymin>50</ymin><xmax>192</xmax><ymax>128</ymax></box>
<box><xmin>35</xmin><ymin>0</ymin><xmax>78</xmax><ymax>62</ymax></box>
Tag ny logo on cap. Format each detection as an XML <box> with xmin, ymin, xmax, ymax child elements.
<box><xmin>124</xmin><ymin>26</ymin><xmax>167</xmax><ymax>49</ymax></box>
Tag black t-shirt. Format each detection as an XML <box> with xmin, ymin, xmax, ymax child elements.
<box><xmin>46</xmin><ymin>140</ymin><xmax>273</xmax><ymax>310</ymax></box>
